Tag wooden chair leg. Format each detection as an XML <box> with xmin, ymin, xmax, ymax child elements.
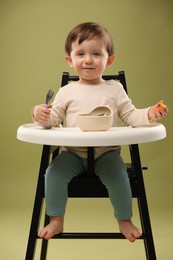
<box><xmin>130</xmin><ymin>144</ymin><xmax>156</xmax><ymax>260</ymax></box>
<box><xmin>25</xmin><ymin>145</ymin><xmax>51</xmax><ymax>260</ymax></box>
<box><xmin>40</xmin><ymin>215</ymin><xmax>49</xmax><ymax>260</ymax></box>
<box><xmin>26</xmin><ymin>144</ymin><xmax>156</xmax><ymax>260</ymax></box>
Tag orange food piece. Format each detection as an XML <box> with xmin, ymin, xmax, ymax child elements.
<box><xmin>156</xmin><ymin>102</ymin><xmax>166</xmax><ymax>111</ymax></box>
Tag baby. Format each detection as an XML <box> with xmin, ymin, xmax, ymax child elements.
<box><xmin>32</xmin><ymin>22</ymin><xmax>168</xmax><ymax>242</ymax></box>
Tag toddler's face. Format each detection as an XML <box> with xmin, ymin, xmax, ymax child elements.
<box><xmin>65</xmin><ymin>38</ymin><xmax>114</xmax><ymax>84</ymax></box>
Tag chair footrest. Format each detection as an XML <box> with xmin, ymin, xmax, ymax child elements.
<box><xmin>37</xmin><ymin>232</ymin><xmax>144</xmax><ymax>239</ymax></box>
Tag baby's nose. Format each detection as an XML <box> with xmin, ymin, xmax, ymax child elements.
<box><xmin>85</xmin><ymin>55</ymin><xmax>93</xmax><ymax>63</ymax></box>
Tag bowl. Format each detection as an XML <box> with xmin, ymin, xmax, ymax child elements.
<box><xmin>77</xmin><ymin>106</ymin><xmax>113</xmax><ymax>131</ymax></box>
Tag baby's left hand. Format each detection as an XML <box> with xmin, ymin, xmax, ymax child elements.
<box><xmin>148</xmin><ymin>100</ymin><xmax>168</xmax><ymax>123</ymax></box>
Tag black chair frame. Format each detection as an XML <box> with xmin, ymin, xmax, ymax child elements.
<box><xmin>25</xmin><ymin>71</ymin><xmax>157</xmax><ymax>260</ymax></box>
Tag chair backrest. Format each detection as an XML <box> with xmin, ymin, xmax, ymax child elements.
<box><xmin>57</xmin><ymin>70</ymin><xmax>130</xmax><ymax>198</ymax></box>
<box><xmin>59</xmin><ymin>71</ymin><xmax>129</xmax><ymax>177</ymax></box>
<box><xmin>61</xmin><ymin>71</ymin><xmax>128</xmax><ymax>93</ymax></box>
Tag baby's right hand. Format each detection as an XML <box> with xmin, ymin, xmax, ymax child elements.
<box><xmin>33</xmin><ymin>104</ymin><xmax>52</xmax><ymax>124</ymax></box>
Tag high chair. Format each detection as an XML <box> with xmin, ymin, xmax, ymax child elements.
<box><xmin>25</xmin><ymin>71</ymin><xmax>157</xmax><ymax>260</ymax></box>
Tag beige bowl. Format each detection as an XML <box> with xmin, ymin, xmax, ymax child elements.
<box><xmin>77</xmin><ymin>106</ymin><xmax>113</xmax><ymax>131</ymax></box>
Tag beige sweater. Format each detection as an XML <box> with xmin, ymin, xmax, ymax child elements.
<box><xmin>35</xmin><ymin>80</ymin><xmax>151</xmax><ymax>158</ymax></box>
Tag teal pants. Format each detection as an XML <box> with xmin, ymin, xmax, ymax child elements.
<box><xmin>45</xmin><ymin>150</ymin><xmax>132</xmax><ymax>220</ymax></box>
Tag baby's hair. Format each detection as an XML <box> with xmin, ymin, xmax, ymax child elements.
<box><xmin>65</xmin><ymin>22</ymin><xmax>114</xmax><ymax>56</ymax></box>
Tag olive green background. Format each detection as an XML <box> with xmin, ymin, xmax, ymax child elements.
<box><xmin>0</xmin><ymin>0</ymin><xmax>172</xmax><ymax>259</ymax></box>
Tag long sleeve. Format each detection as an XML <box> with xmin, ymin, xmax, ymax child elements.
<box><xmin>115</xmin><ymin>85</ymin><xmax>151</xmax><ymax>126</ymax></box>
<box><xmin>33</xmin><ymin>80</ymin><xmax>152</xmax><ymax>129</ymax></box>
<box><xmin>31</xmin><ymin>80</ymin><xmax>153</xmax><ymax>158</ymax></box>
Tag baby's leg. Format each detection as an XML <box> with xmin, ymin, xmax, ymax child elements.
<box><xmin>38</xmin><ymin>151</ymin><xmax>84</xmax><ymax>240</ymax></box>
<box><xmin>95</xmin><ymin>151</ymin><xmax>142</xmax><ymax>242</ymax></box>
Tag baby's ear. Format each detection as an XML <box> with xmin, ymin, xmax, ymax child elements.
<box><xmin>107</xmin><ymin>55</ymin><xmax>115</xmax><ymax>66</ymax></box>
<box><xmin>65</xmin><ymin>55</ymin><xmax>73</xmax><ymax>68</ymax></box>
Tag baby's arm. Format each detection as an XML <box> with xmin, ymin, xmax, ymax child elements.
<box><xmin>32</xmin><ymin>104</ymin><xmax>52</xmax><ymax>124</ymax></box>
<box><xmin>148</xmin><ymin>100</ymin><xmax>168</xmax><ymax>123</ymax></box>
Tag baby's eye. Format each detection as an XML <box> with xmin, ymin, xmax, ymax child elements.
<box><xmin>77</xmin><ymin>52</ymin><xmax>84</xmax><ymax>56</ymax></box>
<box><xmin>93</xmin><ymin>52</ymin><xmax>101</xmax><ymax>56</ymax></box>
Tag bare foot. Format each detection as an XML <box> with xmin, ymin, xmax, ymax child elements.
<box><xmin>38</xmin><ymin>216</ymin><xmax>64</xmax><ymax>240</ymax></box>
<box><xmin>118</xmin><ymin>219</ymin><xmax>142</xmax><ymax>242</ymax></box>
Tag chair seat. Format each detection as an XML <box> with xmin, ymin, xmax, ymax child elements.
<box><xmin>68</xmin><ymin>175</ymin><xmax>108</xmax><ymax>198</ymax></box>
<box><xmin>68</xmin><ymin>163</ymin><xmax>139</xmax><ymax>198</ymax></box>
